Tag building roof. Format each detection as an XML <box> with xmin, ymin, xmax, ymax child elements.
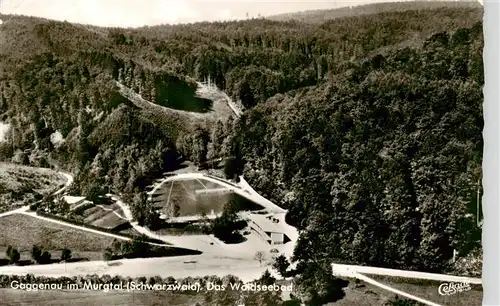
<box><xmin>247</xmin><ymin>213</ymin><xmax>283</xmax><ymax>234</ymax></box>
<box><xmin>62</xmin><ymin>196</ymin><xmax>86</xmax><ymax>204</ymax></box>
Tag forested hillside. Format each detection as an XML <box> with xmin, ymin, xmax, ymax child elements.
<box><xmin>268</xmin><ymin>1</ymin><xmax>481</xmax><ymax>23</ymax></box>
<box><xmin>235</xmin><ymin>25</ymin><xmax>483</xmax><ymax>274</ymax></box>
<box><xmin>0</xmin><ymin>2</ymin><xmax>483</xmax><ymax>302</ymax></box>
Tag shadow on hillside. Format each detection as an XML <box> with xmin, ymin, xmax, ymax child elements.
<box><xmin>16</xmin><ymin>260</ymin><xmax>35</xmax><ymax>266</ymax></box>
<box><xmin>106</xmin><ymin>261</ymin><xmax>123</xmax><ymax>267</ymax></box>
<box><xmin>0</xmin><ymin>259</ymin><xmax>35</xmax><ymax>267</ymax></box>
<box><xmin>155</xmin><ymin>78</ymin><xmax>213</xmax><ymax>113</ymax></box>
<box><xmin>111</xmin><ymin>246</ymin><xmax>202</xmax><ymax>261</ymax></box>
<box><xmin>0</xmin><ymin>257</ymin><xmax>91</xmax><ymax>267</ymax></box>
<box><xmin>219</xmin><ymin>234</ymin><xmax>247</xmax><ymax>244</ymax></box>
<box><xmin>65</xmin><ymin>257</ymin><xmax>90</xmax><ymax>263</ymax></box>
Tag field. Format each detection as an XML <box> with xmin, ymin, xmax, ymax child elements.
<box><xmin>151</xmin><ymin>179</ymin><xmax>263</xmax><ymax>218</ymax></box>
<box><xmin>78</xmin><ymin>203</ymin><xmax>129</xmax><ymax>231</ymax></box>
<box><xmin>0</xmin><ymin>162</ymin><xmax>66</xmax><ymax>212</ymax></box>
<box><xmin>362</xmin><ymin>275</ymin><xmax>483</xmax><ymax>306</ymax></box>
<box><xmin>0</xmin><ymin>289</ymin><xmax>203</xmax><ymax>306</ymax></box>
<box><xmin>328</xmin><ymin>279</ymin><xmax>401</xmax><ymax>306</ymax></box>
<box><xmin>118</xmin><ymin>228</ymin><xmax>142</xmax><ymax>236</ymax></box>
<box><xmin>0</xmin><ymin>214</ymin><xmax>116</xmax><ymax>262</ymax></box>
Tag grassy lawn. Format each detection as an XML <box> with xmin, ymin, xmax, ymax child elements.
<box><xmin>0</xmin><ymin>162</ymin><xmax>66</xmax><ymax>212</ymax></box>
<box><xmin>0</xmin><ymin>289</ymin><xmax>203</xmax><ymax>306</ymax></box>
<box><xmin>362</xmin><ymin>274</ymin><xmax>482</xmax><ymax>306</ymax></box>
<box><xmin>0</xmin><ymin>214</ymin><xmax>115</xmax><ymax>262</ymax></box>
<box><xmin>82</xmin><ymin>206</ymin><xmax>108</xmax><ymax>222</ymax></box>
<box><xmin>119</xmin><ymin>228</ymin><xmax>142</xmax><ymax>236</ymax></box>
<box><xmin>330</xmin><ymin>282</ymin><xmax>397</xmax><ymax>305</ymax></box>
<box><xmin>79</xmin><ymin>205</ymin><xmax>128</xmax><ymax>230</ymax></box>
<box><xmin>274</xmin><ymin>277</ymin><xmax>420</xmax><ymax>306</ymax></box>
<box><xmin>90</xmin><ymin>213</ymin><xmax>128</xmax><ymax>230</ymax></box>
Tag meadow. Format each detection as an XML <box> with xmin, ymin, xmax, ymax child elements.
<box><xmin>0</xmin><ymin>214</ymin><xmax>116</xmax><ymax>262</ymax></box>
<box><xmin>0</xmin><ymin>163</ymin><xmax>66</xmax><ymax>212</ymax></box>
<box><xmin>362</xmin><ymin>274</ymin><xmax>482</xmax><ymax>306</ymax></box>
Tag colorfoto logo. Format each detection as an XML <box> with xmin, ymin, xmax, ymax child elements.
<box><xmin>438</xmin><ymin>282</ymin><xmax>472</xmax><ymax>296</ymax></box>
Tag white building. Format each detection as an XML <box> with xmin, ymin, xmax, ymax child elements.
<box><xmin>62</xmin><ymin>196</ymin><xmax>86</xmax><ymax>206</ymax></box>
<box><xmin>247</xmin><ymin>213</ymin><xmax>287</xmax><ymax>245</ymax></box>
<box><xmin>61</xmin><ymin>196</ymin><xmax>94</xmax><ymax>211</ymax></box>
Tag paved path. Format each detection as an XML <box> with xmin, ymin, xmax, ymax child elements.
<box><xmin>355</xmin><ymin>273</ymin><xmax>442</xmax><ymax>306</ymax></box>
<box><xmin>194</xmin><ymin>187</ymin><xmax>231</xmax><ymax>195</ymax></box>
<box><xmin>19</xmin><ymin>210</ymin><xmax>133</xmax><ymax>242</ymax></box>
<box><xmin>53</xmin><ymin>172</ymin><xmax>73</xmax><ymax>195</ymax></box>
<box><xmin>0</xmin><ymin>254</ymin><xmax>269</xmax><ymax>283</ymax></box>
<box><xmin>0</xmin><ymin>169</ymin><xmax>74</xmax><ymax>219</ymax></box>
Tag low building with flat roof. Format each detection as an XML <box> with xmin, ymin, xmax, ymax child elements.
<box><xmin>247</xmin><ymin>213</ymin><xmax>289</xmax><ymax>245</ymax></box>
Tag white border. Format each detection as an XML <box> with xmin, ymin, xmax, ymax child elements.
<box><xmin>482</xmin><ymin>1</ymin><xmax>499</xmax><ymax>305</ymax></box>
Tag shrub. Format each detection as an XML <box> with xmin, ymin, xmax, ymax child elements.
<box><xmin>8</xmin><ymin>248</ymin><xmax>20</xmax><ymax>264</ymax></box>
<box><xmin>31</xmin><ymin>245</ymin><xmax>42</xmax><ymax>263</ymax></box>
<box><xmin>39</xmin><ymin>251</ymin><xmax>52</xmax><ymax>264</ymax></box>
<box><xmin>61</xmin><ymin>248</ymin><xmax>72</xmax><ymax>261</ymax></box>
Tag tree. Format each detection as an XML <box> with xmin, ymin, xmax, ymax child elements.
<box><xmin>272</xmin><ymin>254</ymin><xmax>291</xmax><ymax>278</ymax></box>
<box><xmin>294</xmin><ymin>260</ymin><xmax>348</xmax><ymax>306</ymax></box>
<box><xmin>254</xmin><ymin>251</ymin><xmax>265</xmax><ymax>266</ymax></box>
<box><xmin>211</xmin><ymin>195</ymin><xmax>243</xmax><ymax>243</ymax></box>
<box><xmin>238</xmin><ymin>80</ymin><xmax>255</xmax><ymax>108</ymax></box>
<box><xmin>8</xmin><ymin>248</ymin><xmax>20</xmax><ymax>264</ymax></box>
<box><xmin>130</xmin><ymin>235</ymin><xmax>151</xmax><ymax>258</ymax></box>
<box><xmin>31</xmin><ymin>245</ymin><xmax>42</xmax><ymax>263</ymax></box>
<box><xmin>206</xmin><ymin>141</ymin><xmax>217</xmax><ymax>168</ymax></box>
<box><xmin>39</xmin><ymin>251</ymin><xmax>52</xmax><ymax>264</ymax></box>
<box><xmin>6</xmin><ymin>245</ymin><xmax>12</xmax><ymax>258</ymax></box>
<box><xmin>389</xmin><ymin>297</ymin><xmax>420</xmax><ymax>306</ymax></box>
<box><xmin>258</xmin><ymin>269</ymin><xmax>276</xmax><ymax>286</ymax></box>
<box><xmin>132</xmin><ymin>191</ymin><xmax>149</xmax><ymax>226</ymax></box>
<box><xmin>224</xmin><ymin>156</ymin><xmax>240</xmax><ymax>179</ymax></box>
<box><xmin>111</xmin><ymin>239</ymin><xmax>122</xmax><ymax>255</ymax></box>
<box><xmin>192</xmin><ymin>127</ymin><xmax>210</xmax><ymax>165</ymax></box>
<box><xmin>103</xmin><ymin>247</ymin><xmax>114</xmax><ymax>261</ymax></box>
<box><xmin>121</xmin><ymin>241</ymin><xmax>132</xmax><ymax>257</ymax></box>
<box><xmin>61</xmin><ymin>248</ymin><xmax>72</xmax><ymax>261</ymax></box>
<box><xmin>147</xmin><ymin>210</ymin><xmax>163</xmax><ymax>230</ymax></box>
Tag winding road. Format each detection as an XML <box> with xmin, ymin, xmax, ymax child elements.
<box><xmin>0</xmin><ymin>170</ymin><xmax>73</xmax><ymax>219</ymax></box>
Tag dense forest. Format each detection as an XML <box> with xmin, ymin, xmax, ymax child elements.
<box><xmin>0</xmin><ymin>1</ymin><xmax>483</xmax><ymax>303</ymax></box>
<box><xmin>269</xmin><ymin>0</ymin><xmax>481</xmax><ymax>23</ymax></box>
